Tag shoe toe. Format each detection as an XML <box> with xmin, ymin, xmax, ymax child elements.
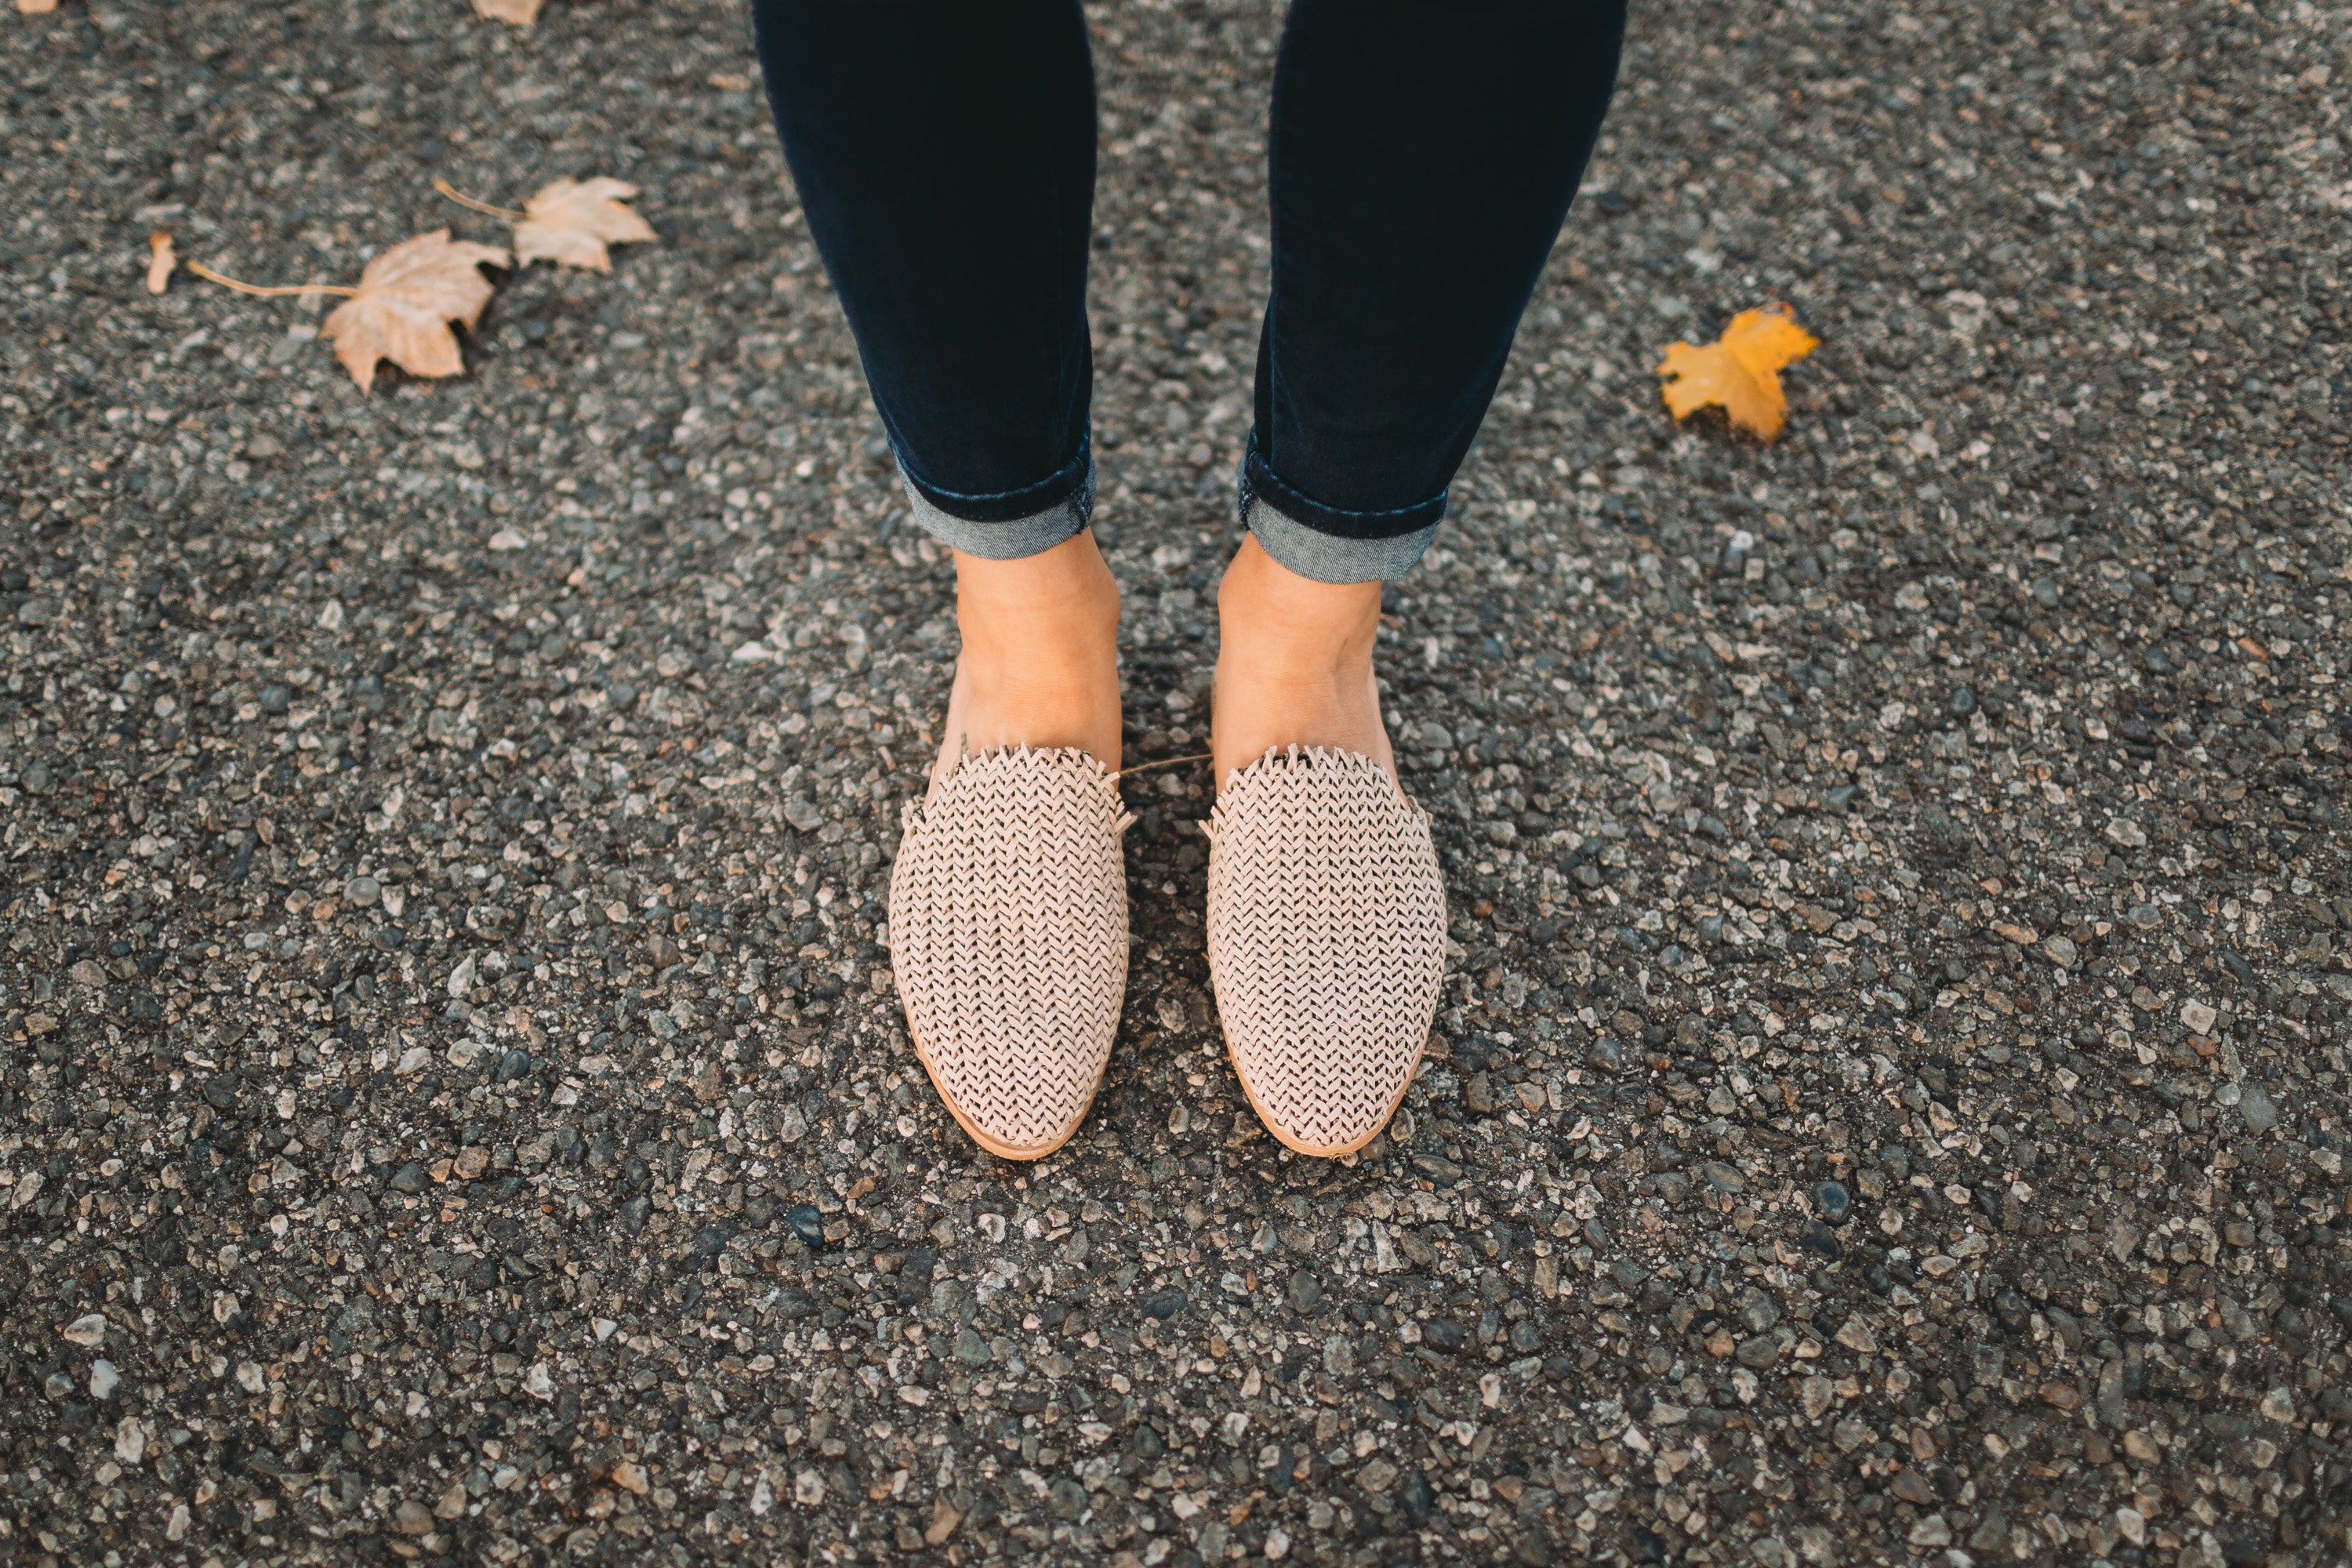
<box><xmin>888</xmin><ymin>747</ymin><xmax>1132</xmax><ymax>1159</ymax></box>
<box><xmin>1206</xmin><ymin>747</ymin><xmax>1447</xmax><ymax>1157</ymax></box>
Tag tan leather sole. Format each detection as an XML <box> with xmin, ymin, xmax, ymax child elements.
<box><xmin>1223</xmin><ymin>1025</ymin><xmax>1425</xmax><ymax>1160</ymax></box>
<box><xmin>903</xmin><ymin>1022</ymin><xmax>1101</xmax><ymax>1162</ymax></box>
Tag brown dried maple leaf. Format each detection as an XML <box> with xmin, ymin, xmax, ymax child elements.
<box><xmin>513</xmin><ymin>178</ymin><xmax>657</xmax><ymax>273</ymax></box>
<box><xmin>473</xmin><ymin>0</ymin><xmax>544</xmax><ymax>24</ymax></box>
<box><xmin>321</xmin><ymin>230</ymin><xmax>510</xmax><ymax>394</ymax></box>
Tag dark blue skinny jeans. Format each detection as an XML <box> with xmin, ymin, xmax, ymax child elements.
<box><xmin>750</xmin><ymin>0</ymin><xmax>1624</xmax><ymax>583</ymax></box>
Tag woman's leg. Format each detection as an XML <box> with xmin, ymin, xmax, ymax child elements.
<box><xmin>1213</xmin><ymin>0</ymin><xmax>1626</xmax><ymax>787</ymax></box>
<box><xmin>751</xmin><ymin>0</ymin><xmax>1122</xmax><ymax>775</ymax></box>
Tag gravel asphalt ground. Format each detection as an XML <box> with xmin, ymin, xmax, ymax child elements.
<box><xmin>4</xmin><ymin>1</ymin><xmax>2350</xmax><ymax>1565</ymax></box>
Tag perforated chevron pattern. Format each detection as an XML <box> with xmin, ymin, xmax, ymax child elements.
<box><xmin>887</xmin><ymin>747</ymin><xmax>1134</xmax><ymax>1160</ymax></box>
<box><xmin>1204</xmin><ymin>747</ymin><xmax>1447</xmax><ymax>1158</ymax></box>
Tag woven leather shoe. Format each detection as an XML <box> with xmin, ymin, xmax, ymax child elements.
<box><xmin>1204</xmin><ymin>746</ymin><xmax>1447</xmax><ymax>1158</ymax></box>
<box><xmin>888</xmin><ymin>746</ymin><xmax>1134</xmax><ymax>1160</ymax></box>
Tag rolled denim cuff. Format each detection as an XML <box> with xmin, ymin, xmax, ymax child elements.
<box><xmin>1243</xmin><ymin>495</ymin><xmax>1440</xmax><ymax>584</ymax></box>
<box><xmin>896</xmin><ymin>440</ymin><xmax>1094</xmax><ymax>561</ymax></box>
<box><xmin>1236</xmin><ymin>432</ymin><xmax>1444</xmax><ymax>584</ymax></box>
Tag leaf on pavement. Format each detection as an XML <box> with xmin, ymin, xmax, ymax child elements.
<box><xmin>16</xmin><ymin>0</ymin><xmax>60</xmax><ymax>13</ymax></box>
<box><xmin>512</xmin><ymin>178</ymin><xmax>657</xmax><ymax>273</ymax></box>
<box><xmin>472</xmin><ymin>0</ymin><xmax>545</xmax><ymax>24</ymax></box>
<box><xmin>146</xmin><ymin>232</ymin><xmax>176</xmax><ymax>295</ymax></box>
<box><xmin>1657</xmin><ymin>305</ymin><xmax>1820</xmax><ymax>442</ymax></box>
<box><xmin>321</xmin><ymin>230</ymin><xmax>510</xmax><ymax>394</ymax></box>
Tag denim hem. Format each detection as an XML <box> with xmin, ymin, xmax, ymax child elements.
<box><xmin>1241</xmin><ymin>492</ymin><xmax>1440</xmax><ymax>584</ymax></box>
<box><xmin>1240</xmin><ymin>430</ymin><xmax>1449</xmax><ymax>541</ymax></box>
<box><xmin>896</xmin><ymin>454</ymin><xmax>1094</xmax><ymax>561</ymax></box>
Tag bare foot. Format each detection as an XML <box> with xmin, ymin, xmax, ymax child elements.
<box><xmin>931</xmin><ymin>530</ymin><xmax>1123</xmax><ymax>787</ymax></box>
<box><xmin>1210</xmin><ymin>534</ymin><xmax>1395</xmax><ymax>793</ymax></box>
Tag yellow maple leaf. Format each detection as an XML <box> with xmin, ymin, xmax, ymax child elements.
<box><xmin>320</xmin><ymin>230</ymin><xmax>510</xmax><ymax>393</ymax></box>
<box><xmin>473</xmin><ymin>0</ymin><xmax>545</xmax><ymax>24</ymax></box>
<box><xmin>16</xmin><ymin>0</ymin><xmax>60</xmax><ymax>13</ymax></box>
<box><xmin>1657</xmin><ymin>305</ymin><xmax>1820</xmax><ymax>441</ymax></box>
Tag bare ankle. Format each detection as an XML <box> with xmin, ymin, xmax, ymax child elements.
<box><xmin>1217</xmin><ymin>537</ymin><xmax>1378</xmax><ymax>652</ymax></box>
<box><xmin>1210</xmin><ymin>535</ymin><xmax>1393</xmax><ymax>789</ymax></box>
<box><xmin>932</xmin><ymin>531</ymin><xmax>1124</xmax><ymax>779</ymax></box>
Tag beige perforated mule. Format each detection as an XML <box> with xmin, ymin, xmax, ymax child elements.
<box><xmin>887</xmin><ymin>746</ymin><xmax>1134</xmax><ymax>1160</ymax></box>
<box><xmin>1203</xmin><ymin>746</ymin><xmax>1448</xmax><ymax>1158</ymax></box>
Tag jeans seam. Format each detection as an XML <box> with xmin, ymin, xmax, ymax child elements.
<box><xmin>899</xmin><ymin>456</ymin><xmax>1094</xmax><ymax>560</ymax></box>
<box><xmin>1250</xmin><ymin>440</ymin><xmax>1444</xmax><ymax>519</ymax></box>
<box><xmin>1261</xmin><ymin>2</ymin><xmax>1294</xmax><ymax>510</ymax></box>
<box><xmin>898</xmin><ymin>426</ymin><xmax>1093</xmax><ymax>512</ymax></box>
<box><xmin>1241</xmin><ymin>434</ymin><xmax>1449</xmax><ymax>541</ymax></box>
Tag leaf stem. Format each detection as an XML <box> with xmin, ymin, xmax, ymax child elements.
<box><xmin>185</xmin><ymin>262</ymin><xmax>359</xmax><ymax>299</ymax></box>
<box><xmin>1113</xmin><ymin>752</ymin><xmax>1212</xmax><ymax>780</ymax></box>
<box><xmin>434</xmin><ymin>178</ymin><xmax>526</xmax><ymax>222</ymax></box>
